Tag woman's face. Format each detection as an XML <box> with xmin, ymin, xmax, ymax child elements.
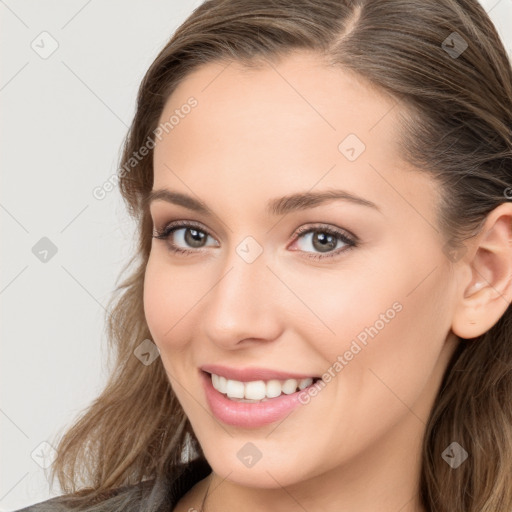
<box><xmin>144</xmin><ymin>51</ymin><xmax>460</xmax><ymax>489</ymax></box>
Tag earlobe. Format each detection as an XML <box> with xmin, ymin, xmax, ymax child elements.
<box><xmin>451</xmin><ymin>203</ymin><xmax>512</xmax><ymax>340</ymax></box>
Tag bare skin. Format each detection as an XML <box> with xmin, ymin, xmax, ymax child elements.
<box><xmin>143</xmin><ymin>51</ymin><xmax>512</xmax><ymax>512</ymax></box>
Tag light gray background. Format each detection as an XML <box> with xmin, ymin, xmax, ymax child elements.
<box><xmin>1</xmin><ymin>1</ymin><xmax>511</xmax><ymax>510</ymax></box>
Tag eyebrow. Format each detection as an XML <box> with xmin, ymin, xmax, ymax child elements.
<box><xmin>145</xmin><ymin>188</ymin><xmax>380</xmax><ymax>216</ymax></box>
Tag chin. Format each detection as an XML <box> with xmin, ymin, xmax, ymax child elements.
<box><xmin>195</xmin><ymin>432</ymin><xmax>319</xmax><ymax>489</ymax></box>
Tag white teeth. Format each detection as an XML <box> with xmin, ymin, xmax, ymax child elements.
<box><xmin>218</xmin><ymin>375</ymin><xmax>227</xmax><ymax>394</ymax></box>
<box><xmin>266</xmin><ymin>379</ymin><xmax>282</xmax><ymax>398</ymax></box>
<box><xmin>298</xmin><ymin>377</ymin><xmax>313</xmax><ymax>390</ymax></box>
<box><xmin>282</xmin><ymin>379</ymin><xmax>298</xmax><ymax>394</ymax></box>
<box><xmin>244</xmin><ymin>380</ymin><xmax>267</xmax><ymax>400</ymax></box>
<box><xmin>226</xmin><ymin>379</ymin><xmax>244</xmax><ymax>398</ymax></box>
<box><xmin>210</xmin><ymin>373</ymin><xmax>316</xmax><ymax>400</ymax></box>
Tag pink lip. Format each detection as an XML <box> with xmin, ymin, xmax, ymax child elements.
<box><xmin>200</xmin><ymin>370</ymin><xmax>318</xmax><ymax>428</ymax></box>
<box><xmin>200</xmin><ymin>364</ymin><xmax>319</xmax><ymax>382</ymax></box>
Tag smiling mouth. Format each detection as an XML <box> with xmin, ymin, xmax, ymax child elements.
<box><xmin>206</xmin><ymin>371</ymin><xmax>322</xmax><ymax>403</ymax></box>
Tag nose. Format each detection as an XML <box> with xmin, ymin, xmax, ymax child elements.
<box><xmin>201</xmin><ymin>247</ymin><xmax>284</xmax><ymax>349</ymax></box>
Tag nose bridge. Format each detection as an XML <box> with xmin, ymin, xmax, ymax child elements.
<box><xmin>202</xmin><ymin>237</ymin><xmax>282</xmax><ymax>346</ymax></box>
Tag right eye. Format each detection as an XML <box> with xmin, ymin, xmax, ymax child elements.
<box><xmin>152</xmin><ymin>220</ymin><xmax>220</xmax><ymax>255</ymax></box>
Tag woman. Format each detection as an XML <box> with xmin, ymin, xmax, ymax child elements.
<box><xmin>15</xmin><ymin>0</ymin><xmax>512</xmax><ymax>511</ymax></box>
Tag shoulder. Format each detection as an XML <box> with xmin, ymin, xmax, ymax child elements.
<box><xmin>11</xmin><ymin>494</ymin><xmax>69</xmax><ymax>512</ymax></box>
<box><xmin>11</xmin><ymin>493</ymin><xmax>83</xmax><ymax>512</ymax></box>
<box><xmin>10</xmin><ymin>480</ymin><xmax>152</xmax><ymax>512</ymax></box>
<box><xmin>11</xmin><ymin>458</ymin><xmax>212</xmax><ymax>512</ymax></box>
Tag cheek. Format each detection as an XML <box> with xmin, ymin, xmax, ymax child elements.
<box><xmin>334</xmin><ymin>269</ymin><xmax>452</xmax><ymax>425</ymax></box>
<box><xmin>283</xmin><ymin>261</ymin><xmax>401</xmax><ymax>362</ymax></box>
<box><xmin>143</xmin><ymin>256</ymin><xmax>202</xmax><ymax>388</ymax></box>
<box><xmin>143</xmin><ymin>258</ymin><xmax>167</xmax><ymax>343</ymax></box>
<box><xmin>302</xmin><ymin>251</ymin><xmax>450</xmax><ymax>396</ymax></box>
<box><xmin>143</xmin><ymin>254</ymin><xmax>191</xmax><ymax>350</ymax></box>
<box><xmin>143</xmin><ymin>252</ymin><xmax>222</xmax><ymax>353</ymax></box>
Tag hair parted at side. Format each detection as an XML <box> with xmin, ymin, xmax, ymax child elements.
<box><xmin>46</xmin><ymin>1</ymin><xmax>512</xmax><ymax>511</ymax></box>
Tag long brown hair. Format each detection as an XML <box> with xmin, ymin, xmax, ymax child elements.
<box><xmin>48</xmin><ymin>1</ymin><xmax>512</xmax><ymax>511</ymax></box>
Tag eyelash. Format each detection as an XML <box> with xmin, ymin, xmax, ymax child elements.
<box><xmin>152</xmin><ymin>220</ymin><xmax>357</xmax><ymax>261</ymax></box>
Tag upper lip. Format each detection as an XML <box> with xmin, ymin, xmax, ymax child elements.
<box><xmin>200</xmin><ymin>364</ymin><xmax>320</xmax><ymax>382</ymax></box>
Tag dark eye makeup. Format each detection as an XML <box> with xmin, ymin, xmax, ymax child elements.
<box><xmin>152</xmin><ymin>219</ymin><xmax>358</xmax><ymax>261</ymax></box>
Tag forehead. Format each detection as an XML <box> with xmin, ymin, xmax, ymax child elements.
<box><xmin>155</xmin><ymin>51</ymin><xmax>403</xmax><ymax>165</ymax></box>
<box><xmin>156</xmin><ymin>51</ymin><xmax>402</xmax><ymax>154</ymax></box>
<box><xmin>152</xmin><ymin>51</ymin><xmax>438</xmax><ymax>226</ymax></box>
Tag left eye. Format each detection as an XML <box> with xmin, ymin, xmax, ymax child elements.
<box><xmin>288</xmin><ymin>225</ymin><xmax>357</xmax><ymax>259</ymax></box>
<box><xmin>171</xmin><ymin>226</ymin><xmax>216</xmax><ymax>249</ymax></box>
<box><xmin>292</xmin><ymin>228</ymin><xmax>353</xmax><ymax>255</ymax></box>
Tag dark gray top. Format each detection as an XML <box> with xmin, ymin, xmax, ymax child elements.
<box><xmin>12</xmin><ymin>458</ymin><xmax>212</xmax><ymax>512</ymax></box>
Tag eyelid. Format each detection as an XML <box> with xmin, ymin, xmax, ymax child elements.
<box><xmin>153</xmin><ymin>219</ymin><xmax>218</xmax><ymax>242</ymax></box>
<box><xmin>151</xmin><ymin>209</ymin><xmax>225</xmax><ymax>239</ymax></box>
<box><xmin>291</xmin><ymin>223</ymin><xmax>358</xmax><ymax>245</ymax></box>
<box><xmin>153</xmin><ymin>219</ymin><xmax>355</xmax><ymax>241</ymax></box>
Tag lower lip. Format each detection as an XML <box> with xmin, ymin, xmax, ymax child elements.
<box><xmin>201</xmin><ymin>370</ymin><xmax>316</xmax><ymax>428</ymax></box>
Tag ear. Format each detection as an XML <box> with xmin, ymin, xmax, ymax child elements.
<box><xmin>451</xmin><ymin>202</ymin><xmax>512</xmax><ymax>340</ymax></box>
